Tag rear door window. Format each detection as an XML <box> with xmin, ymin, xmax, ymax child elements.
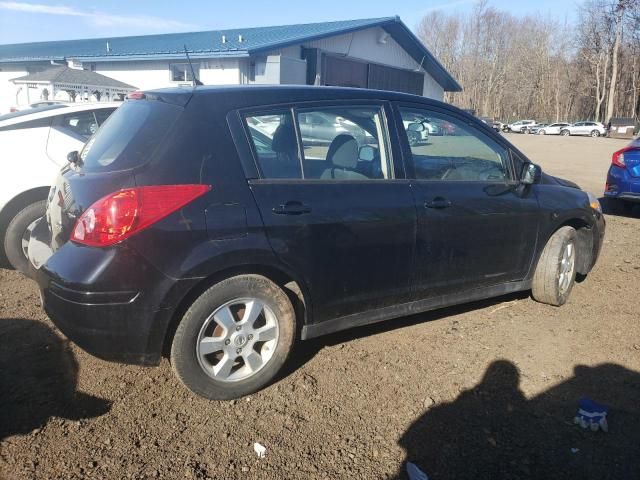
<box><xmin>60</xmin><ymin>111</ymin><xmax>99</xmax><ymax>139</ymax></box>
<box><xmin>244</xmin><ymin>111</ymin><xmax>302</xmax><ymax>179</ymax></box>
<box><xmin>296</xmin><ymin>106</ymin><xmax>392</xmax><ymax>180</ymax></box>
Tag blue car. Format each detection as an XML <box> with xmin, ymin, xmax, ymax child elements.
<box><xmin>605</xmin><ymin>137</ymin><xmax>640</xmax><ymax>209</ymax></box>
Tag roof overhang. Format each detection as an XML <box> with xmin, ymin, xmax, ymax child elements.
<box><xmin>69</xmin><ymin>50</ymin><xmax>250</xmax><ymax>63</ymax></box>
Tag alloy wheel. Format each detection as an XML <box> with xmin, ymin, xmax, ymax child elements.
<box><xmin>196</xmin><ymin>298</ymin><xmax>279</xmax><ymax>382</ymax></box>
<box><xmin>558</xmin><ymin>242</ymin><xmax>575</xmax><ymax>294</ymax></box>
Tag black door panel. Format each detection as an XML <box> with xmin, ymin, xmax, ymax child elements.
<box><xmin>250</xmin><ymin>181</ymin><xmax>416</xmax><ymax>322</ymax></box>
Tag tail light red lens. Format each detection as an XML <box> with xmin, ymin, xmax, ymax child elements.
<box><xmin>612</xmin><ymin>147</ymin><xmax>635</xmax><ymax>168</ymax></box>
<box><xmin>71</xmin><ymin>185</ymin><xmax>211</xmax><ymax>247</ymax></box>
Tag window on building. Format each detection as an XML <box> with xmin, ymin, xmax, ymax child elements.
<box><xmin>170</xmin><ymin>63</ymin><xmax>200</xmax><ymax>82</ymax></box>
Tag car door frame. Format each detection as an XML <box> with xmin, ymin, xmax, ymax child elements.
<box><xmin>390</xmin><ymin>99</ymin><xmax>541</xmax><ymax>298</ymax></box>
<box><xmin>227</xmin><ymin>98</ymin><xmax>418</xmax><ymax>332</ymax></box>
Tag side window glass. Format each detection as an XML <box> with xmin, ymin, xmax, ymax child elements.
<box><xmin>94</xmin><ymin>108</ymin><xmax>116</xmax><ymax>126</ymax></box>
<box><xmin>244</xmin><ymin>112</ymin><xmax>302</xmax><ymax>179</ymax></box>
<box><xmin>399</xmin><ymin>107</ymin><xmax>509</xmax><ymax>182</ymax></box>
<box><xmin>61</xmin><ymin>111</ymin><xmax>99</xmax><ymax>139</ymax></box>
<box><xmin>296</xmin><ymin>107</ymin><xmax>392</xmax><ymax>180</ymax></box>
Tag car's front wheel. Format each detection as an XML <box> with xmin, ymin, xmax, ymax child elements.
<box><xmin>4</xmin><ymin>200</ymin><xmax>46</xmax><ymax>274</ymax></box>
<box><xmin>171</xmin><ymin>274</ymin><xmax>296</xmax><ymax>400</ymax></box>
<box><xmin>539</xmin><ymin>129</ymin><xmax>546</xmax><ymax>135</ymax></box>
<box><xmin>531</xmin><ymin>226</ymin><xmax>578</xmax><ymax>306</ymax></box>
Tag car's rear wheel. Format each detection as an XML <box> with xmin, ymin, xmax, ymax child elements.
<box><xmin>590</xmin><ymin>129</ymin><xmax>600</xmax><ymax>137</ymax></box>
<box><xmin>171</xmin><ymin>274</ymin><xmax>296</xmax><ymax>400</ymax></box>
<box><xmin>531</xmin><ymin>226</ymin><xmax>578</xmax><ymax>306</ymax></box>
<box><xmin>561</xmin><ymin>130</ymin><xmax>570</xmax><ymax>136</ymax></box>
<box><xmin>4</xmin><ymin>200</ymin><xmax>46</xmax><ymax>274</ymax></box>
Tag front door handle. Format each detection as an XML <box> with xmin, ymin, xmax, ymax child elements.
<box><xmin>272</xmin><ymin>201</ymin><xmax>311</xmax><ymax>215</ymax></box>
<box><xmin>424</xmin><ymin>197</ymin><xmax>452</xmax><ymax>209</ymax></box>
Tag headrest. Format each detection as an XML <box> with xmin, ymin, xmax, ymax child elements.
<box><xmin>327</xmin><ymin>134</ymin><xmax>358</xmax><ymax>169</ymax></box>
<box><xmin>271</xmin><ymin>123</ymin><xmax>297</xmax><ymax>154</ymax></box>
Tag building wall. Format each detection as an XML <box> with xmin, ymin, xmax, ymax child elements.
<box><xmin>0</xmin><ymin>26</ymin><xmax>449</xmax><ymax>112</ymax></box>
<box><xmin>307</xmin><ymin>26</ymin><xmax>444</xmax><ymax>100</ymax></box>
<box><xmin>93</xmin><ymin>58</ymin><xmax>240</xmax><ymax>90</ymax></box>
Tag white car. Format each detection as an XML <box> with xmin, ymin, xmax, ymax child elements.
<box><xmin>560</xmin><ymin>121</ymin><xmax>607</xmax><ymax>137</ymax></box>
<box><xmin>0</xmin><ymin>103</ymin><xmax>119</xmax><ymax>272</ymax></box>
<box><xmin>536</xmin><ymin>122</ymin><xmax>571</xmax><ymax>135</ymax></box>
<box><xmin>507</xmin><ymin>120</ymin><xmax>536</xmax><ymax>133</ymax></box>
<box><xmin>9</xmin><ymin>100</ymin><xmax>72</xmax><ymax>113</ymax></box>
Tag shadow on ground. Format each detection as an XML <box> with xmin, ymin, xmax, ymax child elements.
<box><xmin>281</xmin><ymin>291</ymin><xmax>530</xmax><ymax>381</ymax></box>
<box><xmin>398</xmin><ymin>360</ymin><xmax>640</xmax><ymax>480</ymax></box>
<box><xmin>600</xmin><ymin>197</ymin><xmax>640</xmax><ymax>219</ymax></box>
<box><xmin>0</xmin><ymin>318</ymin><xmax>111</xmax><ymax>441</ymax></box>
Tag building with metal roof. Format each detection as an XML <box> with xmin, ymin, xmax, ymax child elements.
<box><xmin>0</xmin><ymin>17</ymin><xmax>461</xmax><ymax>112</ymax></box>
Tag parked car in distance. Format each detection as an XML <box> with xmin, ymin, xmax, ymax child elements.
<box><xmin>0</xmin><ymin>103</ymin><xmax>118</xmax><ymax>272</ymax></box>
<box><xmin>535</xmin><ymin>122</ymin><xmax>570</xmax><ymax>135</ymax></box>
<box><xmin>27</xmin><ymin>86</ymin><xmax>605</xmax><ymax>401</ymax></box>
<box><xmin>560</xmin><ymin>121</ymin><xmax>606</xmax><ymax>137</ymax></box>
<box><xmin>527</xmin><ymin>123</ymin><xmax>549</xmax><ymax>134</ymax></box>
<box><xmin>506</xmin><ymin>119</ymin><xmax>536</xmax><ymax>133</ymax></box>
<box><xmin>492</xmin><ymin>120</ymin><xmax>504</xmax><ymax>133</ymax></box>
<box><xmin>605</xmin><ymin>137</ymin><xmax>640</xmax><ymax>210</ymax></box>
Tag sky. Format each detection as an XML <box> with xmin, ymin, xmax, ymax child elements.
<box><xmin>0</xmin><ymin>0</ymin><xmax>584</xmax><ymax>45</ymax></box>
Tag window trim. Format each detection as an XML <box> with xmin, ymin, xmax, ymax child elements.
<box><xmin>238</xmin><ymin>100</ymin><xmax>403</xmax><ymax>182</ymax></box>
<box><xmin>393</xmin><ymin>101</ymin><xmax>518</xmax><ymax>183</ymax></box>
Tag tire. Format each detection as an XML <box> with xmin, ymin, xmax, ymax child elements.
<box><xmin>561</xmin><ymin>130</ymin><xmax>570</xmax><ymax>136</ymax></box>
<box><xmin>539</xmin><ymin>129</ymin><xmax>546</xmax><ymax>135</ymax></box>
<box><xmin>590</xmin><ymin>130</ymin><xmax>600</xmax><ymax>137</ymax></box>
<box><xmin>171</xmin><ymin>274</ymin><xmax>296</xmax><ymax>400</ymax></box>
<box><xmin>531</xmin><ymin>226</ymin><xmax>578</xmax><ymax>306</ymax></box>
<box><xmin>4</xmin><ymin>200</ymin><xmax>46</xmax><ymax>274</ymax></box>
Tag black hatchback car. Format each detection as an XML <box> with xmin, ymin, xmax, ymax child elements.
<box><xmin>27</xmin><ymin>86</ymin><xmax>605</xmax><ymax>400</ymax></box>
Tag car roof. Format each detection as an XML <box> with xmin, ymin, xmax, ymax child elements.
<box><xmin>144</xmin><ymin>85</ymin><xmax>454</xmax><ymax>111</ymax></box>
<box><xmin>0</xmin><ymin>102</ymin><xmax>121</xmax><ymax>127</ymax></box>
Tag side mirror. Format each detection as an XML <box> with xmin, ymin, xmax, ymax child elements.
<box><xmin>67</xmin><ymin>150</ymin><xmax>81</xmax><ymax>166</ymax></box>
<box><xmin>407</xmin><ymin>122</ymin><xmax>425</xmax><ymax>132</ymax></box>
<box><xmin>520</xmin><ymin>163</ymin><xmax>541</xmax><ymax>185</ymax></box>
<box><xmin>358</xmin><ymin>145</ymin><xmax>375</xmax><ymax>162</ymax></box>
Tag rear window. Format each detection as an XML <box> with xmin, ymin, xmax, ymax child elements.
<box><xmin>80</xmin><ymin>100</ymin><xmax>181</xmax><ymax>172</ymax></box>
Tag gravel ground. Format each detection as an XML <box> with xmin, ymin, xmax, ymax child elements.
<box><xmin>1</xmin><ymin>134</ymin><xmax>639</xmax><ymax>480</ymax></box>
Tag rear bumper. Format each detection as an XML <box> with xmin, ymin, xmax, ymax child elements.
<box><xmin>605</xmin><ymin>166</ymin><xmax>640</xmax><ymax>201</ymax></box>
<box><xmin>28</xmin><ymin>220</ymin><xmax>198</xmax><ymax>365</ymax></box>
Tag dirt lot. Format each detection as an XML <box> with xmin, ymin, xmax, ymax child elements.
<box><xmin>1</xmin><ymin>134</ymin><xmax>639</xmax><ymax>480</ymax></box>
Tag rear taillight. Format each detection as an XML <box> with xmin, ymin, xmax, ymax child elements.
<box><xmin>71</xmin><ymin>185</ymin><xmax>211</xmax><ymax>247</ymax></box>
<box><xmin>612</xmin><ymin>147</ymin><xmax>636</xmax><ymax>168</ymax></box>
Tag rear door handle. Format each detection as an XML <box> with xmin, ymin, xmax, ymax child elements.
<box><xmin>424</xmin><ymin>197</ymin><xmax>452</xmax><ymax>209</ymax></box>
<box><xmin>272</xmin><ymin>201</ymin><xmax>311</xmax><ymax>215</ymax></box>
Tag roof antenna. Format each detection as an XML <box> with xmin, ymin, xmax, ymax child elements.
<box><xmin>183</xmin><ymin>45</ymin><xmax>203</xmax><ymax>86</ymax></box>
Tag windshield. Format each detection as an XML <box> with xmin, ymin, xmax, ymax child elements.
<box><xmin>80</xmin><ymin>100</ymin><xmax>182</xmax><ymax>172</ymax></box>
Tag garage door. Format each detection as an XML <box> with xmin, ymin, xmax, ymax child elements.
<box><xmin>322</xmin><ymin>55</ymin><xmax>424</xmax><ymax>95</ymax></box>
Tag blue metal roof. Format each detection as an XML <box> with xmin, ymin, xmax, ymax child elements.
<box><xmin>0</xmin><ymin>17</ymin><xmax>461</xmax><ymax>91</ymax></box>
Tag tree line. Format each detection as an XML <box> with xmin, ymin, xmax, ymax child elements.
<box><xmin>416</xmin><ymin>0</ymin><xmax>640</xmax><ymax>123</ymax></box>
